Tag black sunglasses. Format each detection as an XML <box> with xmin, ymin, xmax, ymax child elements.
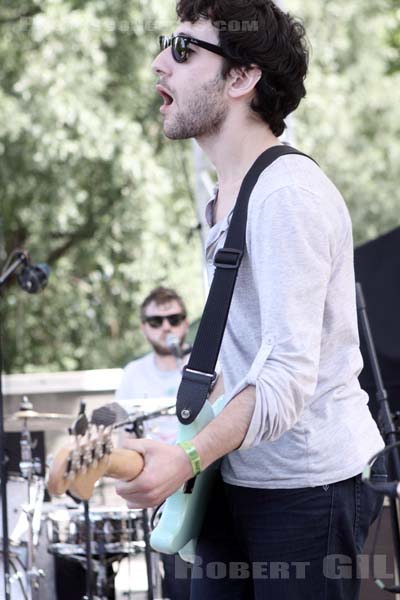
<box><xmin>159</xmin><ymin>34</ymin><xmax>227</xmax><ymax>63</ymax></box>
<box><xmin>143</xmin><ymin>313</ymin><xmax>187</xmax><ymax>328</ymax></box>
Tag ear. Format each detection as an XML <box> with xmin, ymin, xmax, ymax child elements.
<box><xmin>227</xmin><ymin>65</ymin><xmax>262</xmax><ymax>100</ymax></box>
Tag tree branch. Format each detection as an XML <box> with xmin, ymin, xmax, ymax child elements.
<box><xmin>46</xmin><ymin>229</ymin><xmax>93</xmax><ymax>264</ymax></box>
<box><xmin>46</xmin><ymin>190</ymin><xmax>126</xmax><ymax>264</ymax></box>
<box><xmin>0</xmin><ymin>7</ymin><xmax>42</xmax><ymax>25</ymax></box>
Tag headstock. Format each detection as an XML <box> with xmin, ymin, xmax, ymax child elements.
<box><xmin>47</xmin><ymin>425</ymin><xmax>143</xmax><ymax>501</ymax></box>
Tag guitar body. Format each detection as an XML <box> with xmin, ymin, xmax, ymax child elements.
<box><xmin>150</xmin><ymin>395</ymin><xmax>228</xmax><ymax>563</ymax></box>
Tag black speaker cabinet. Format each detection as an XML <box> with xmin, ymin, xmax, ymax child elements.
<box><xmin>360</xmin><ymin>503</ymin><xmax>399</xmax><ymax>599</ymax></box>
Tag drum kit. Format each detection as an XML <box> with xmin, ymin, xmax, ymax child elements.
<box><xmin>0</xmin><ymin>396</ymin><xmax>176</xmax><ymax>600</ymax></box>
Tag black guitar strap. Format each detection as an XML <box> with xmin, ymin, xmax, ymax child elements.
<box><xmin>176</xmin><ymin>145</ymin><xmax>316</xmax><ymax>424</ymax></box>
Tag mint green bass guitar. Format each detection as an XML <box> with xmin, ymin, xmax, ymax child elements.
<box><xmin>150</xmin><ymin>395</ymin><xmax>228</xmax><ymax>563</ymax></box>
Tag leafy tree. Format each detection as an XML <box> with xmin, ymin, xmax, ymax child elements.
<box><xmin>386</xmin><ymin>0</ymin><xmax>400</xmax><ymax>73</ymax></box>
<box><xmin>0</xmin><ymin>0</ymin><xmax>204</xmax><ymax>373</ymax></box>
<box><xmin>1</xmin><ymin>0</ymin><xmax>399</xmax><ymax>374</ymax></box>
<box><xmin>290</xmin><ymin>0</ymin><xmax>400</xmax><ymax>243</ymax></box>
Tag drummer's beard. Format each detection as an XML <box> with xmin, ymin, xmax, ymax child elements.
<box><xmin>152</xmin><ymin>342</ymin><xmax>173</xmax><ymax>357</ymax></box>
<box><xmin>151</xmin><ymin>335</ymin><xmax>186</xmax><ymax>357</ymax></box>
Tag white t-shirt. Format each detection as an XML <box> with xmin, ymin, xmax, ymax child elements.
<box><xmin>205</xmin><ymin>154</ymin><xmax>383</xmax><ymax>488</ymax></box>
<box><xmin>115</xmin><ymin>352</ymin><xmax>181</xmax><ymax>443</ymax></box>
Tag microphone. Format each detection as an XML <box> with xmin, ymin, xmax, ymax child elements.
<box><xmin>17</xmin><ymin>262</ymin><xmax>50</xmax><ymax>294</ymax></box>
<box><xmin>166</xmin><ymin>333</ymin><xmax>183</xmax><ymax>360</ymax></box>
<box><xmin>91</xmin><ymin>403</ymin><xmax>128</xmax><ymax>428</ymax></box>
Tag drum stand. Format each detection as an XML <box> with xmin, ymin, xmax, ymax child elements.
<box><xmin>94</xmin><ymin>543</ymin><xmax>110</xmax><ymax>600</ymax></box>
<box><xmin>111</xmin><ymin>411</ymin><xmax>171</xmax><ymax>600</ymax></box>
<box><xmin>142</xmin><ymin>509</ymin><xmax>155</xmax><ymax>600</ymax></box>
<box><xmin>118</xmin><ymin>410</ymin><xmax>175</xmax><ymax>600</ymax></box>
<box><xmin>19</xmin><ymin>400</ymin><xmax>46</xmax><ymax>600</ymax></box>
<box><xmin>0</xmin><ymin>250</ymin><xmax>31</xmax><ymax>600</ymax></box>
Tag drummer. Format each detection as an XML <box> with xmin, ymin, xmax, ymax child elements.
<box><xmin>114</xmin><ymin>285</ymin><xmax>191</xmax><ymax>600</ymax></box>
<box><xmin>115</xmin><ymin>286</ymin><xmax>190</xmax><ymax>441</ymax></box>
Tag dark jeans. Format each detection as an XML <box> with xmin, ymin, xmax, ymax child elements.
<box><xmin>162</xmin><ymin>553</ymin><xmax>192</xmax><ymax>600</ymax></box>
<box><xmin>190</xmin><ymin>461</ymin><xmax>386</xmax><ymax>600</ymax></box>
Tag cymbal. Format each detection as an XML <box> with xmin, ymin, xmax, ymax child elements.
<box><xmin>4</xmin><ymin>410</ymin><xmax>72</xmax><ymax>432</ymax></box>
<box><xmin>117</xmin><ymin>397</ymin><xmax>176</xmax><ymax>414</ymax></box>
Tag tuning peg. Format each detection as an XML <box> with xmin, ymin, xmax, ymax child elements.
<box><xmin>82</xmin><ymin>442</ymin><xmax>93</xmax><ymax>472</ymax></box>
<box><xmin>95</xmin><ymin>427</ymin><xmax>106</xmax><ymax>461</ymax></box>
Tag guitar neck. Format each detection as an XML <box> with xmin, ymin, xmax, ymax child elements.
<box><xmin>105</xmin><ymin>447</ymin><xmax>144</xmax><ymax>481</ymax></box>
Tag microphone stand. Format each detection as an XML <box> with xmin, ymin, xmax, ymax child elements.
<box><xmin>123</xmin><ymin>412</ymin><xmax>166</xmax><ymax>600</ymax></box>
<box><xmin>83</xmin><ymin>500</ymin><xmax>94</xmax><ymax>600</ymax></box>
<box><xmin>356</xmin><ymin>283</ymin><xmax>400</xmax><ymax>573</ymax></box>
<box><xmin>0</xmin><ymin>251</ymin><xmax>29</xmax><ymax>290</ymax></box>
<box><xmin>0</xmin><ymin>250</ymin><xmax>29</xmax><ymax>600</ymax></box>
<box><xmin>113</xmin><ymin>406</ymin><xmax>175</xmax><ymax>438</ymax></box>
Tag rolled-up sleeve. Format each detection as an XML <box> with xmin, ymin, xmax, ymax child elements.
<box><xmin>239</xmin><ymin>185</ymin><xmax>335</xmax><ymax>449</ymax></box>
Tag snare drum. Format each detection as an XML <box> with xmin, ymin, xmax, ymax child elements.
<box><xmin>47</xmin><ymin>507</ymin><xmax>142</xmax><ymax>556</ymax></box>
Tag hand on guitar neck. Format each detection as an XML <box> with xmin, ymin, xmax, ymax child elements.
<box><xmin>47</xmin><ymin>425</ymin><xmax>144</xmax><ymax>501</ymax></box>
<box><xmin>114</xmin><ymin>437</ymin><xmax>194</xmax><ymax>508</ymax></box>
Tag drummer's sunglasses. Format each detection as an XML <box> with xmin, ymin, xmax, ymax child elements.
<box><xmin>159</xmin><ymin>34</ymin><xmax>227</xmax><ymax>63</ymax></box>
<box><xmin>143</xmin><ymin>313</ymin><xmax>187</xmax><ymax>328</ymax></box>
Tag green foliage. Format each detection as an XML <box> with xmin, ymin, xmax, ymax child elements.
<box><xmin>385</xmin><ymin>0</ymin><xmax>400</xmax><ymax>73</ymax></box>
<box><xmin>0</xmin><ymin>0</ymin><xmax>204</xmax><ymax>373</ymax></box>
<box><xmin>1</xmin><ymin>0</ymin><xmax>399</xmax><ymax>374</ymax></box>
<box><xmin>289</xmin><ymin>0</ymin><xmax>400</xmax><ymax>244</ymax></box>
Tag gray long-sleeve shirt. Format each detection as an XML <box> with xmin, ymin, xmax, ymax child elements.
<box><xmin>205</xmin><ymin>154</ymin><xmax>383</xmax><ymax>488</ymax></box>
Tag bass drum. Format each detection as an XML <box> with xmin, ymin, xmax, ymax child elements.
<box><xmin>47</xmin><ymin>506</ymin><xmax>143</xmax><ymax>556</ymax></box>
<box><xmin>0</xmin><ymin>476</ymin><xmax>29</xmax><ymax>545</ymax></box>
<box><xmin>0</xmin><ymin>506</ymin><xmax>56</xmax><ymax>600</ymax></box>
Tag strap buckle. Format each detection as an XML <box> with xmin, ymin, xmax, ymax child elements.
<box><xmin>214</xmin><ymin>248</ymin><xmax>243</xmax><ymax>270</ymax></box>
<box><xmin>181</xmin><ymin>367</ymin><xmax>216</xmax><ymax>388</ymax></box>
<box><xmin>178</xmin><ymin>367</ymin><xmax>217</xmax><ymax>422</ymax></box>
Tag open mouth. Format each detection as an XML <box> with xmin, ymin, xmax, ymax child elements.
<box><xmin>160</xmin><ymin>91</ymin><xmax>174</xmax><ymax>106</ymax></box>
<box><xmin>156</xmin><ymin>85</ymin><xmax>174</xmax><ymax>109</ymax></box>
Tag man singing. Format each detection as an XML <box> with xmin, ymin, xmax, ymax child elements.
<box><xmin>116</xmin><ymin>2</ymin><xmax>385</xmax><ymax>598</ymax></box>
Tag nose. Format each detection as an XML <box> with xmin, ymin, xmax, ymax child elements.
<box><xmin>151</xmin><ymin>47</ymin><xmax>172</xmax><ymax>77</ymax></box>
<box><xmin>161</xmin><ymin>318</ymin><xmax>172</xmax><ymax>332</ymax></box>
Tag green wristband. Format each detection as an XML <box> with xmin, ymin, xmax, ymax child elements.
<box><xmin>177</xmin><ymin>441</ymin><xmax>202</xmax><ymax>477</ymax></box>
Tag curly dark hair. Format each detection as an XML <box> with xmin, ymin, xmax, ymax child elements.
<box><xmin>176</xmin><ymin>0</ymin><xmax>309</xmax><ymax>136</ymax></box>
